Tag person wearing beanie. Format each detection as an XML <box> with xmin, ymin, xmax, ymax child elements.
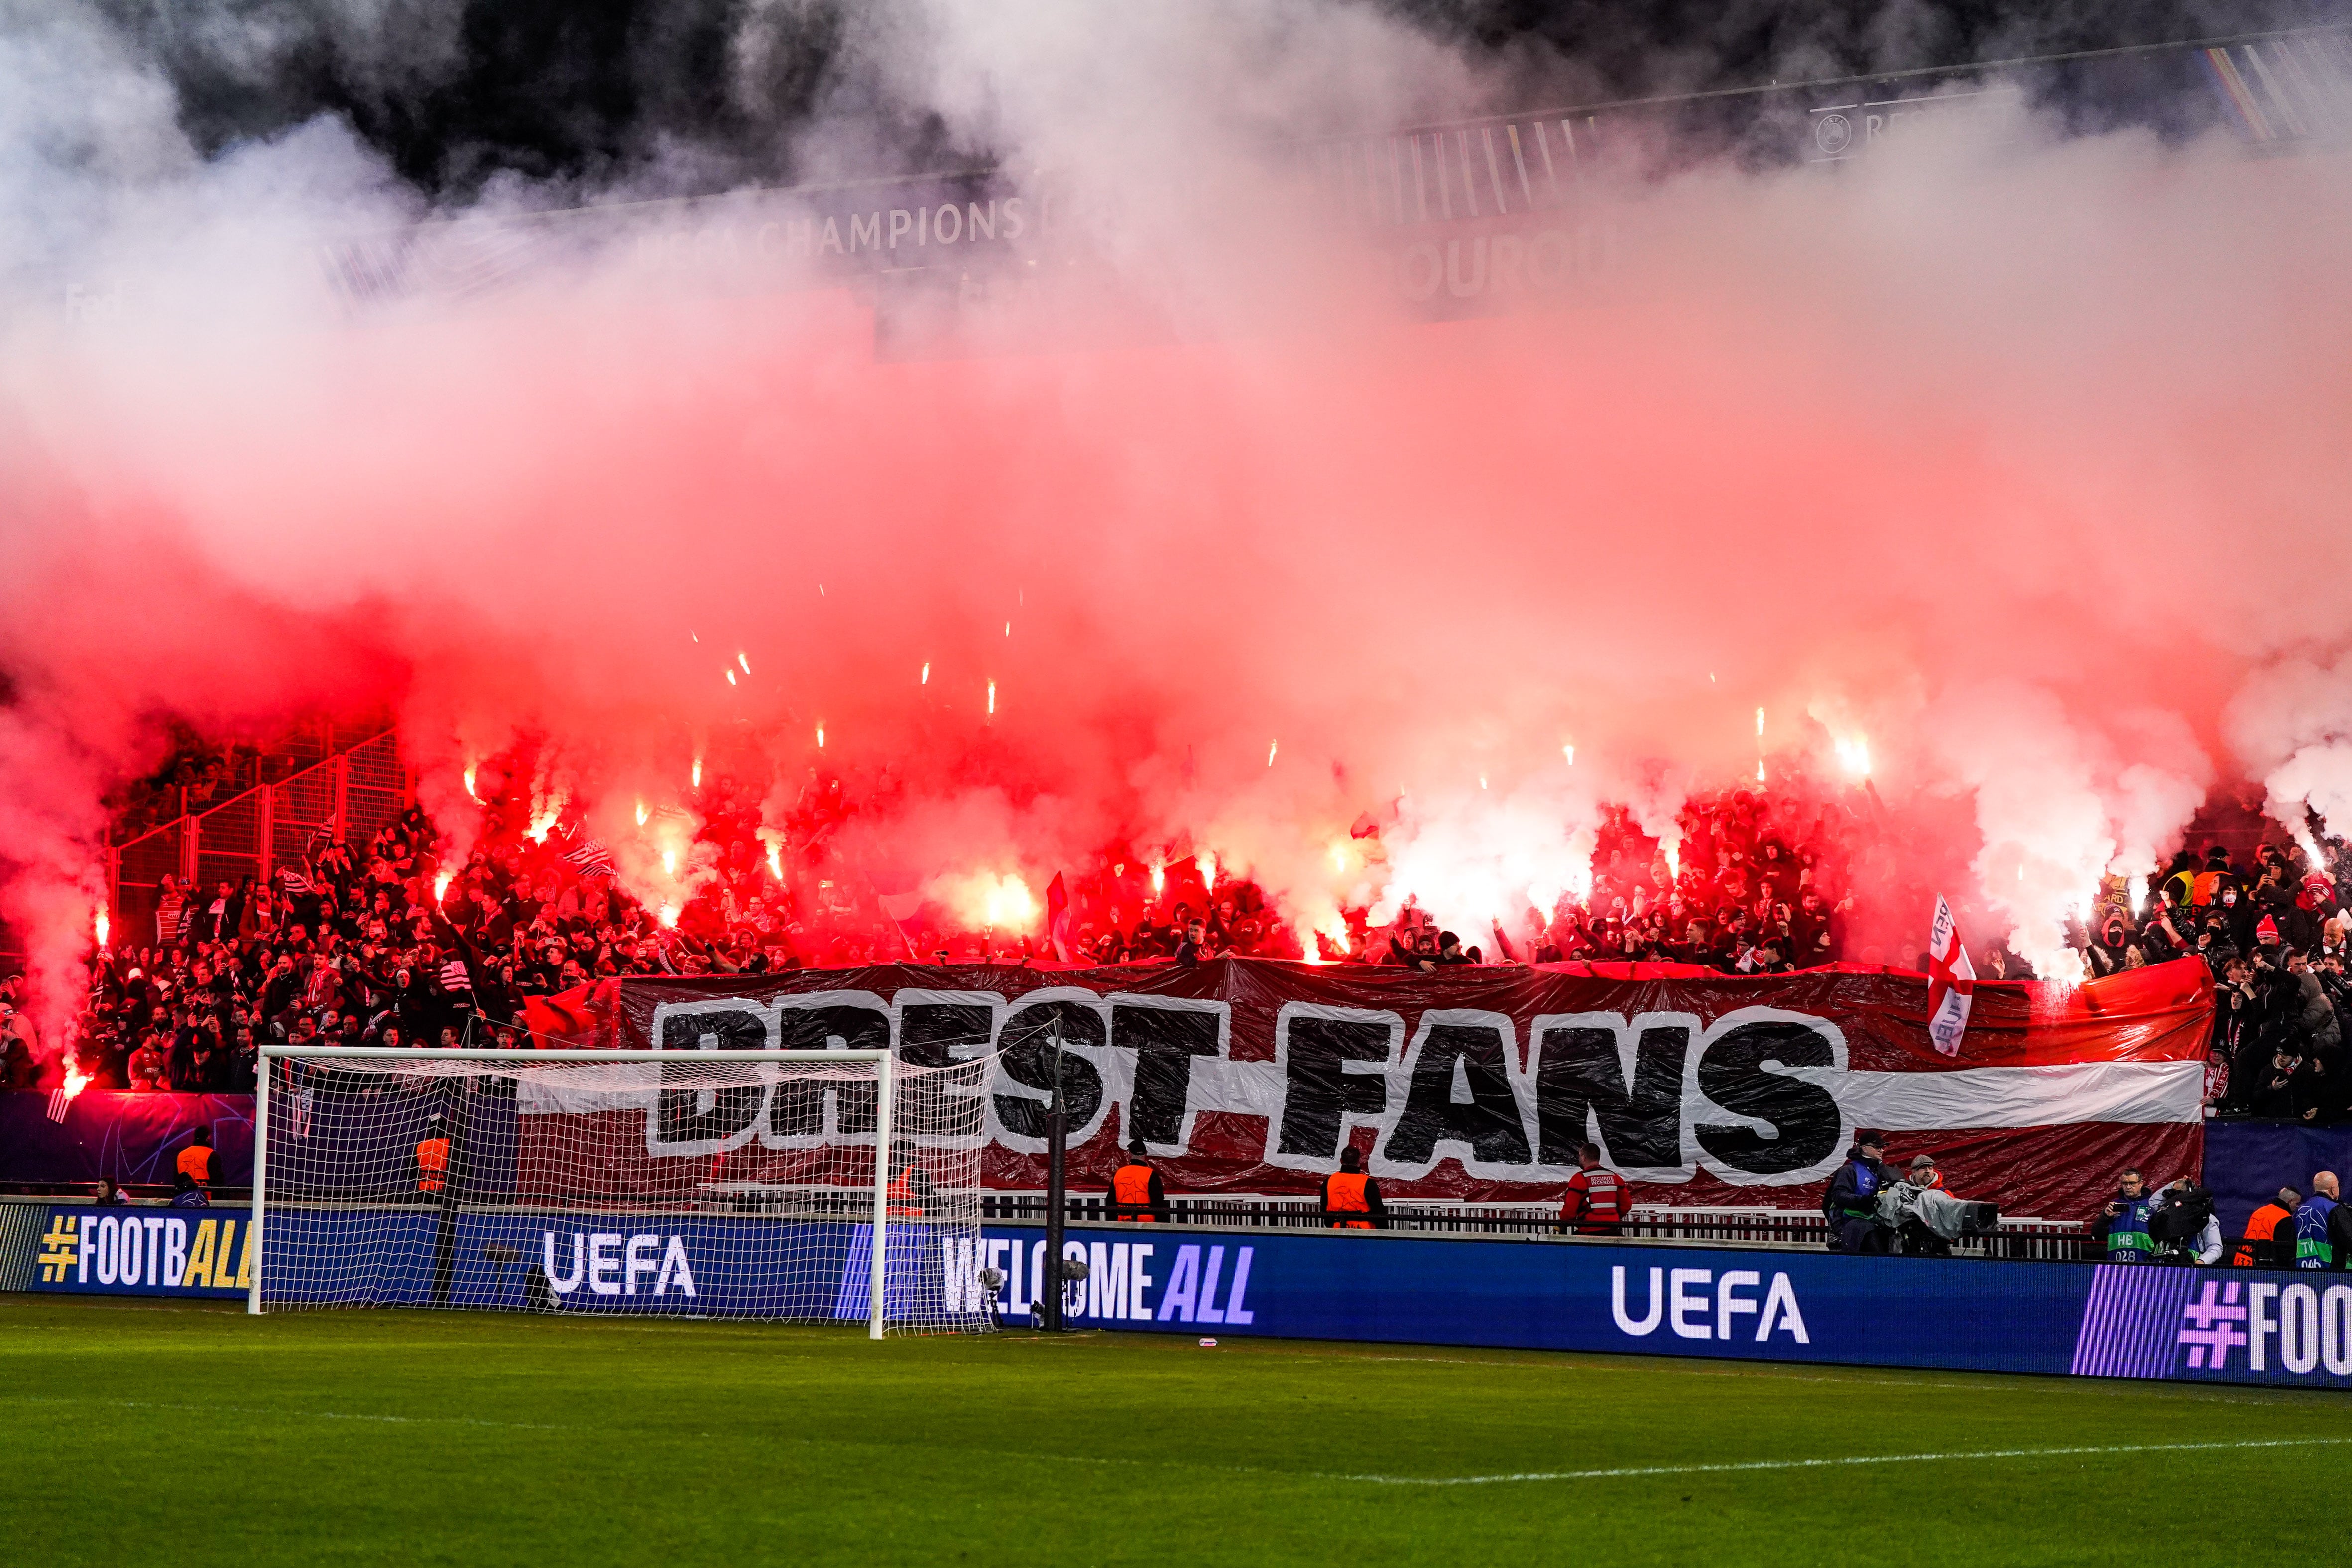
<box><xmin>1106</xmin><ymin>1138</ymin><xmax>1170</xmax><ymax>1222</ymax></box>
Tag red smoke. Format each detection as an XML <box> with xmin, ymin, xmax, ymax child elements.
<box><xmin>3</xmin><ymin>8</ymin><xmax>2351</xmax><ymax>1062</ymax></box>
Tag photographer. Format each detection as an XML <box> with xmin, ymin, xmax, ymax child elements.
<box><xmin>2146</xmin><ymin>1178</ymin><xmax>2223</xmax><ymax>1265</ymax></box>
<box><xmin>2093</xmin><ymin>1168</ymin><xmax>2158</xmax><ymax>1263</ymax></box>
<box><xmin>1823</xmin><ymin>1130</ymin><xmax>1898</xmax><ymax>1254</ymax></box>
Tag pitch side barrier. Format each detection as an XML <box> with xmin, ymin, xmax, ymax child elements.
<box><xmin>6</xmin><ymin>1198</ymin><xmax>2346</xmax><ymax>1390</ymax></box>
<box><xmin>977</xmin><ymin>1221</ymin><xmax>2352</xmax><ymax>1392</ymax></box>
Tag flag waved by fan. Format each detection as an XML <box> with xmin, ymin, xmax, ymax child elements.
<box><xmin>1926</xmin><ymin>893</ymin><xmax>1976</xmax><ymax>1058</ymax></box>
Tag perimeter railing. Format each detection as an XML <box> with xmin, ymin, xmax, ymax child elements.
<box><xmin>977</xmin><ymin>1191</ymin><xmax>2092</xmax><ymax>1261</ymax></box>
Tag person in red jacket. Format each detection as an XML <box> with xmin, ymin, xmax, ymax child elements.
<box><xmin>1560</xmin><ymin>1144</ymin><xmax>1629</xmax><ymax>1236</ymax></box>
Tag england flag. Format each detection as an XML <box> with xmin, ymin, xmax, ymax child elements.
<box><xmin>1926</xmin><ymin>894</ymin><xmax>1976</xmax><ymax>1057</ymax></box>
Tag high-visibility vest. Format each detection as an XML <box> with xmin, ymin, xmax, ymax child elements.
<box><xmin>886</xmin><ymin>1166</ymin><xmax>924</xmax><ymax>1219</ymax></box>
<box><xmin>177</xmin><ymin>1146</ymin><xmax>213</xmax><ymax>1185</ymax></box>
<box><xmin>1111</xmin><ymin>1163</ymin><xmax>1159</xmax><ymax>1221</ymax></box>
<box><xmin>2234</xmin><ymin>1203</ymin><xmax>2292</xmax><ymax>1267</ymax></box>
<box><xmin>1325</xmin><ymin>1172</ymin><xmax>1373</xmax><ymax>1229</ymax></box>
<box><xmin>2105</xmin><ymin>1195</ymin><xmax>2156</xmax><ymax>1261</ymax></box>
<box><xmin>2294</xmin><ymin>1196</ymin><xmax>2338</xmax><ymax>1270</ymax></box>
<box><xmin>1563</xmin><ymin>1168</ymin><xmax>1628</xmax><ymax>1232</ymax></box>
<box><xmin>415</xmin><ymin>1137</ymin><xmax>450</xmax><ymax>1193</ymax></box>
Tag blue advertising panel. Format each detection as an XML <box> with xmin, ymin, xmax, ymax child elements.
<box><xmin>974</xmin><ymin>1225</ymin><xmax>2352</xmax><ymax>1393</ymax></box>
<box><xmin>9</xmin><ymin>1201</ymin><xmax>2347</xmax><ymax>1392</ymax></box>
<box><xmin>26</xmin><ymin>1206</ymin><xmax>252</xmax><ymax>1300</ymax></box>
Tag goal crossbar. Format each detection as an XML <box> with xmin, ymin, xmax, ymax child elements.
<box><xmin>251</xmin><ymin>1047</ymin><xmax>900</xmax><ymax>1337</ymax></box>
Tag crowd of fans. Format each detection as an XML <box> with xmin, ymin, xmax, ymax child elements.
<box><xmin>0</xmin><ymin>753</ymin><xmax>2345</xmax><ymax>1127</ymax></box>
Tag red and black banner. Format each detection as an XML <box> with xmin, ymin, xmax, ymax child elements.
<box><xmin>553</xmin><ymin>957</ymin><xmax>2214</xmax><ymax>1223</ymax></box>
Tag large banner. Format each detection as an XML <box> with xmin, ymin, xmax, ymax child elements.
<box><xmin>588</xmin><ymin>957</ymin><xmax>2213</xmax><ymax>1222</ymax></box>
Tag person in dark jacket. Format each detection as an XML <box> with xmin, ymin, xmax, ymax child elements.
<box><xmin>1823</xmin><ymin>1131</ymin><xmax>1897</xmax><ymax>1253</ymax></box>
<box><xmin>2093</xmin><ymin>1168</ymin><xmax>2159</xmax><ymax>1262</ymax></box>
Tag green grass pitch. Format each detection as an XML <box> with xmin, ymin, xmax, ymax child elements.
<box><xmin>5</xmin><ymin>1296</ymin><xmax>2343</xmax><ymax>1566</ymax></box>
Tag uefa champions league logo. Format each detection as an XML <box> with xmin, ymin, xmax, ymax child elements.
<box><xmin>1814</xmin><ymin>114</ymin><xmax>1854</xmax><ymax>156</ymax></box>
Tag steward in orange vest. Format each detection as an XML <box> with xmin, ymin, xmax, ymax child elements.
<box><xmin>2232</xmin><ymin>1187</ymin><xmax>2301</xmax><ymax>1267</ymax></box>
<box><xmin>1321</xmin><ymin>1147</ymin><xmax>1386</xmax><ymax>1230</ymax></box>
<box><xmin>1107</xmin><ymin>1141</ymin><xmax>1169</xmax><ymax>1222</ymax></box>
<box><xmin>885</xmin><ymin>1144</ymin><xmax>932</xmax><ymax>1218</ymax></box>
<box><xmin>414</xmin><ymin>1114</ymin><xmax>451</xmax><ymax>1195</ymax></box>
<box><xmin>176</xmin><ymin>1126</ymin><xmax>215</xmax><ymax>1188</ymax></box>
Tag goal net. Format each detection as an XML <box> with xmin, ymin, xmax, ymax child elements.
<box><xmin>250</xmin><ymin>1047</ymin><xmax>993</xmax><ymax>1335</ymax></box>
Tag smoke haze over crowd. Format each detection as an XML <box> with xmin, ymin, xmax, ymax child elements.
<box><xmin>3</xmin><ymin>0</ymin><xmax>2350</xmax><ymax>1053</ymax></box>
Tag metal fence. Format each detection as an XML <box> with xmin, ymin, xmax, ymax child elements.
<box><xmin>109</xmin><ymin>729</ymin><xmax>406</xmax><ymax>942</ymax></box>
<box><xmin>977</xmin><ymin>1191</ymin><xmax>2093</xmax><ymax>1262</ymax></box>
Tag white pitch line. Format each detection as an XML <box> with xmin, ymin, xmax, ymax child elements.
<box><xmin>1326</xmin><ymin>1436</ymin><xmax>2352</xmax><ymax>1486</ymax></box>
<box><xmin>3</xmin><ymin>1395</ymin><xmax>570</xmax><ymax>1432</ymax></box>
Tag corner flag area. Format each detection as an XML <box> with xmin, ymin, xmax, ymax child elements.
<box><xmin>6</xmin><ymin>1298</ymin><xmax>2342</xmax><ymax>1566</ymax></box>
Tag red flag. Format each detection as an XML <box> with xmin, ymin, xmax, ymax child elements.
<box><xmin>1926</xmin><ymin>894</ymin><xmax>1975</xmax><ymax>1057</ymax></box>
<box><xmin>1045</xmin><ymin>872</ymin><xmax>1073</xmax><ymax>963</ymax></box>
<box><xmin>522</xmin><ymin>978</ymin><xmax>622</xmax><ymax>1048</ymax></box>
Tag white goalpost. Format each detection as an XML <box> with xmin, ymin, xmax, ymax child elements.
<box><xmin>250</xmin><ymin>1045</ymin><xmax>992</xmax><ymax>1337</ymax></box>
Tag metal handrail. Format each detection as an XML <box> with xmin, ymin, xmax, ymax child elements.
<box><xmin>976</xmin><ymin>1190</ymin><xmax>2094</xmax><ymax>1260</ymax></box>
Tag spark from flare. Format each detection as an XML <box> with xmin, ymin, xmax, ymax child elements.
<box><xmin>725</xmin><ymin>669</ymin><xmax>737</xmax><ymax>686</ymax></box>
<box><xmin>736</xmin><ymin>652</ymin><xmax>750</xmax><ymax>674</ymax></box>
<box><xmin>1756</xmin><ymin>707</ymin><xmax>1765</xmax><ymax>738</ymax></box>
<box><xmin>1268</xmin><ymin>740</ymin><xmax>1278</xmax><ymax>767</ymax></box>
<box><xmin>462</xmin><ymin>764</ymin><xmax>480</xmax><ymax>803</ymax></box>
<box><xmin>1562</xmin><ymin>743</ymin><xmax>1574</xmax><ymax>767</ymax></box>
<box><xmin>986</xmin><ymin>680</ymin><xmax>996</xmax><ymax>716</ymax></box>
<box><xmin>816</xmin><ymin>724</ymin><xmax>825</xmax><ymax>749</ymax></box>
<box><xmin>635</xmin><ymin>800</ymin><xmax>649</xmax><ymax>827</ymax></box>
<box><xmin>661</xmin><ymin>848</ymin><xmax>677</xmax><ymax>875</ymax></box>
<box><xmin>691</xmin><ymin>757</ymin><xmax>702</xmax><ymax>788</ymax></box>
<box><xmin>920</xmin><ymin>662</ymin><xmax>929</xmax><ymax>685</ymax></box>
<box><xmin>524</xmin><ymin>789</ymin><xmax>565</xmax><ymax>842</ymax></box>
